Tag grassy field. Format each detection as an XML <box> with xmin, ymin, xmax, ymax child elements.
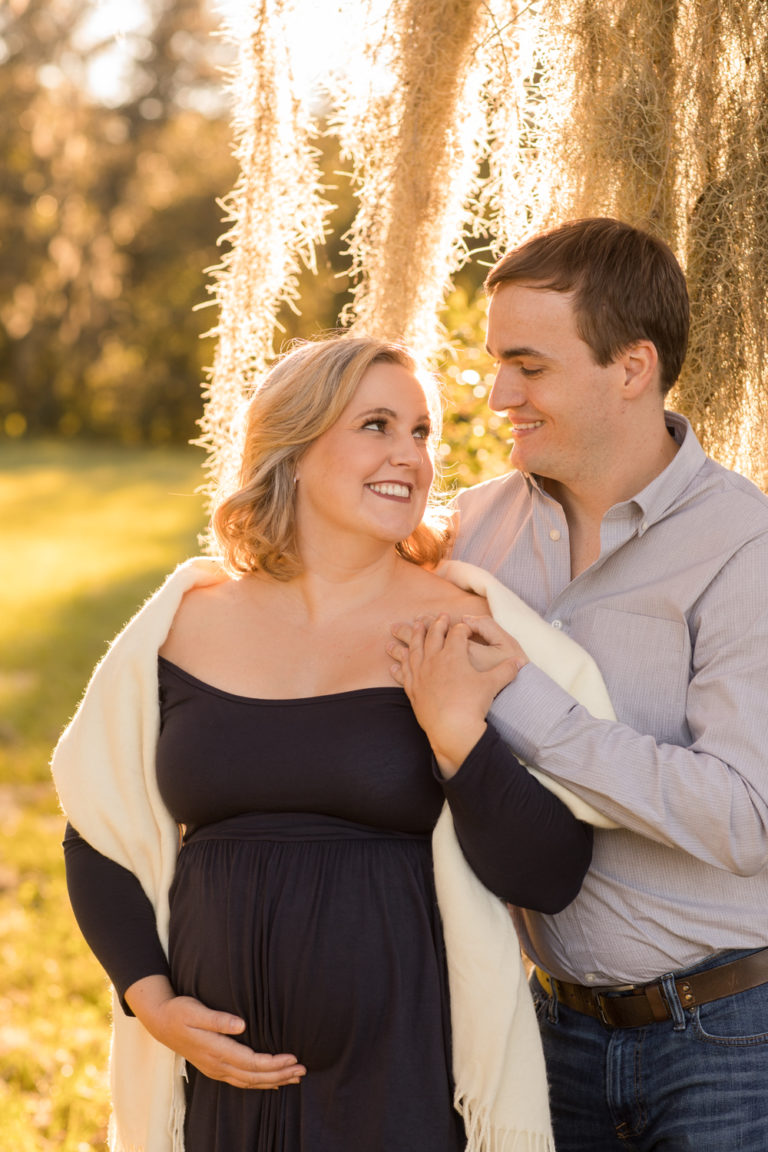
<box><xmin>0</xmin><ymin>440</ymin><xmax>207</xmax><ymax>1150</ymax></box>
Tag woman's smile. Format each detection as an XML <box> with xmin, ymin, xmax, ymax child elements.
<box><xmin>366</xmin><ymin>481</ymin><xmax>413</xmax><ymax>502</ymax></box>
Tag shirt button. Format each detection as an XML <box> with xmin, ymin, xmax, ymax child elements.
<box><xmin>549</xmin><ymin>528</ymin><xmax>561</xmax><ymax>541</ymax></box>
<box><xmin>641</xmin><ymin>520</ymin><xmax>649</xmax><ymax>532</ymax></box>
<box><xmin>584</xmin><ymin>973</ymin><xmax>599</xmax><ymax>984</ymax></box>
<box><xmin>551</xmin><ymin>619</ymin><xmax>563</xmax><ymax>630</ymax></box>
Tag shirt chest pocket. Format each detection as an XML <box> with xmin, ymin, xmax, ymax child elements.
<box><xmin>581</xmin><ymin>607</ymin><xmax>691</xmax><ymax>744</ymax></box>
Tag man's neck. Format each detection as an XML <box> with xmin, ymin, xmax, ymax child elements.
<box><xmin>541</xmin><ymin>420</ymin><xmax>680</xmax><ymax>578</ymax></box>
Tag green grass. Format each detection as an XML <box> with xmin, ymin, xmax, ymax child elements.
<box><xmin>0</xmin><ymin>439</ymin><xmax>207</xmax><ymax>785</ymax></box>
<box><xmin>0</xmin><ymin>439</ymin><xmax>207</xmax><ymax>1149</ymax></box>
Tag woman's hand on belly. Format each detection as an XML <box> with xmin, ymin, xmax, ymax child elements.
<box><xmin>125</xmin><ymin>975</ymin><xmax>307</xmax><ymax>1089</ymax></box>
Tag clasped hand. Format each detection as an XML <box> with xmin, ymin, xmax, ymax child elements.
<box><xmin>387</xmin><ymin>614</ymin><xmax>528</xmax><ymax>777</ymax></box>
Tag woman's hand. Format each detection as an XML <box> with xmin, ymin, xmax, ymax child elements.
<box><xmin>387</xmin><ymin>613</ymin><xmax>527</xmax><ymax>777</ymax></box>
<box><xmin>125</xmin><ymin>975</ymin><xmax>306</xmax><ymax>1089</ymax></box>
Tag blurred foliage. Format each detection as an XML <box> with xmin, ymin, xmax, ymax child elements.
<box><xmin>0</xmin><ymin>0</ymin><xmax>238</xmax><ymax>445</ymax></box>
<box><xmin>438</xmin><ymin>283</ymin><xmax>511</xmax><ymax>489</ymax></box>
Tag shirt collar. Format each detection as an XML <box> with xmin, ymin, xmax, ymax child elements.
<box><xmin>628</xmin><ymin>412</ymin><xmax>706</xmax><ymax>532</ymax></box>
<box><xmin>525</xmin><ymin>411</ymin><xmax>707</xmax><ymax>534</ymax></box>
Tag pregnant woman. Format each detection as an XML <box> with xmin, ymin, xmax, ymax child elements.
<box><xmin>53</xmin><ymin>335</ymin><xmax>598</xmax><ymax>1152</ymax></box>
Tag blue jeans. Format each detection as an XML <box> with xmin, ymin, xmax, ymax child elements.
<box><xmin>530</xmin><ymin>951</ymin><xmax>768</xmax><ymax>1151</ymax></box>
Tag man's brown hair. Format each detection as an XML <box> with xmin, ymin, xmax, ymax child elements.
<box><xmin>485</xmin><ymin>218</ymin><xmax>690</xmax><ymax>394</ymax></box>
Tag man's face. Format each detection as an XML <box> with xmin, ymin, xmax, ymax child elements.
<box><xmin>485</xmin><ymin>283</ymin><xmax>627</xmax><ymax>495</ymax></box>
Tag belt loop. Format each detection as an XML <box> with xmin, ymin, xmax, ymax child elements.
<box><xmin>592</xmin><ymin>992</ymin><xmax>611</xmax><ymax>1029</ymax></box>
<box><xmin>660</xmin><ymin>973</ymin><xmax>686</xmax><ymax>1031</ymax></box>
<box><xmin>544</xmin><ymin>974</ymin><xmax>560</xmax><ymax>1024</ymax></box>
<box><xmin>548</xmin><ymin>981</ymin><xmax>560</xmax><ymax>1025</ymax></box>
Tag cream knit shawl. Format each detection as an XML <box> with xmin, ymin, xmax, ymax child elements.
<box><xmin>51</xmin><ymin>557</ymin><xmax>617</xmax><ymax>1152</ymax></box>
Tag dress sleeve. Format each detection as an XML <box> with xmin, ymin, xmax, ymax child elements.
<box><xmin>438</xmin><ymin>724</ymin><xmax>593</xmax><ymax>912</ymax></box>
<box><xmin>63</xmin><ymin>822</ymin><xmax>172</xmax><ymax>1014</ymax></box>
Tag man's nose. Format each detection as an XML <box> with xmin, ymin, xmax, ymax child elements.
<box><xmin>488</xmin><ymin>366</ymin><xmax>526</xmax><ymax>413</ymax></box>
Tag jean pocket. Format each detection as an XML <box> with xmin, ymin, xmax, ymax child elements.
<box><xmin>692</xmin><ymin>984</ymin><xmax>768</xmax><ymax>1047</ymax></box>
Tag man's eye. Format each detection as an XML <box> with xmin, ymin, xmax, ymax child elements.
<box><xmin>520</xmin><ymin>366</ymin><xmax>543</xmax><ymax>378</ymax></box>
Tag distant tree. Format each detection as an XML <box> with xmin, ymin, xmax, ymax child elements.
<box><xmin>0</xmin><ymin>0</ymin><xmax>237</xmax><ymax>443</ymax></box>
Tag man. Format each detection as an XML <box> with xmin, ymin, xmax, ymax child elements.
<box><xmin>391</xmin><ymin>218</ymin><xmax>768</xmax><ymax>1149</ymax></box>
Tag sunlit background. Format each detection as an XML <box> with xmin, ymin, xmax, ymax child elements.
<box><xmin>80</xmin><ymin>0</ymin><xmax>362</xmax><ymax>106</ymax></box>
<box><xmin>2</xmin><ymin>2</ymin><xmax>767</xmax><ymax>1146</ymax></box>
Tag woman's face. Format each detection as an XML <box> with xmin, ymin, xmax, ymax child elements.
<box><xmin>295</xmin><ymin>360</ymin><xmax>435</xmax><ymax>552</ymax></box>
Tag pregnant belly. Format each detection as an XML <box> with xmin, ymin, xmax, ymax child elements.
<box><xmin>167</xmin><ymin>814</ymin><xmax>445</xmax><ymax>1069</ymax></box>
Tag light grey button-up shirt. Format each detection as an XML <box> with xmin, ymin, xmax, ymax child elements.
<box><xmin>453</xmin><ymin>413</ymin><xmax>768</xmax><ymax>985</ymax></box>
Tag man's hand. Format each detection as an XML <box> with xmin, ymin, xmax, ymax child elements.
<box><xmin>387</xmin><ymin>614</ymin><xmax>527</xmax><ymax>777</ymax></box>
<box><xmin>463</xmin><ymin>614</ymin><xmax>530</xmax><ymax>673</ymax></box>
<box><xmin>125</xmin><ymin>975</ymin><xmax>306</xmax><ymax>1089</ymax></box>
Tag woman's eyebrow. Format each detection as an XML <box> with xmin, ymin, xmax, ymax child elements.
<box><xmin>355</xmin><ymin>406</ymin><xmax>431</xmax><ymax>422</ymax></box>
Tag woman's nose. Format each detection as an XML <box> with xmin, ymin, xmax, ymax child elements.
<box><xmin>390</xmin><ymin>433</ymin><xmax>427</xmax><ymax>465</ymax></box>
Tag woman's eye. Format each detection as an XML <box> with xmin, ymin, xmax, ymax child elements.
<box><xmin>413</xmin><ymin>425</ymin><xmax>430</xmax><ymax>440</ymax></box>
<box><xmin>362</xmin><ymin>419</ymin><xmax>387</xmax><ymax>432</ymax></box>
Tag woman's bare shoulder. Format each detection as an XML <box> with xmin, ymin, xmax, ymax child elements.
<box><xmin>403</xmin><ymin>564</ymin><xmax>489</xmax><ymax>621</ymax></box>
<box><xmin>159</xmin><ymin>574</ymin><xmax>267</xmax><ymax>662</ymax></box>
<box><xmin>174</xmin><ymin>573</ymin><xmax>240</xmax><ymax>618</ymax></box>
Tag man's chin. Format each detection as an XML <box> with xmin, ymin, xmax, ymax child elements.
<box><xmin>508</xmin><ymin>446</ymin><xmax>539</xmax><ymax>475</ymax></box>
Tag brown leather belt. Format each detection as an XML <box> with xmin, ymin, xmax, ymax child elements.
<box><xmin>534</xmin><ymin>948</ymin><xmax>768</xmax><ymax>1029</ymax></box>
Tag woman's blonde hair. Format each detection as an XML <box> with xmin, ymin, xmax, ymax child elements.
<box><xmin>212</xmin><ymin>335</ymin><xmax>452</xmax><ymax>578</ymax></box>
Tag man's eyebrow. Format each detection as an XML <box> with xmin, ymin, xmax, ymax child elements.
<box><xmin>485</xmin><ymin>344</ymin><xmax>546</xmax><ymax>360</ymax></box>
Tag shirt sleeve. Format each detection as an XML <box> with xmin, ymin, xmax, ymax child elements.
<box><xmin>488</xmin><ymin>536</ymin><xmax>768</xmax><ymax>876</ymax></box>
<box><xmin>63</xmin><ymin>822</ymin><xmax>172</xmax><ymax>1014</ymax></box>
<box><xmin>438</xmin><ymin>724</ymin><xmax>593</xmax><ymax>912</ymax></box>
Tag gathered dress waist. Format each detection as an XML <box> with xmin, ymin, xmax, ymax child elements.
<box><xmin>184</xmin><ymin>810</ymin><xmax>432</xmax><ymax>845</ymax></box>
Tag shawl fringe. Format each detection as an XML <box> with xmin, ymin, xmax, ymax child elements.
<box><xmin>169</xmin><ymin>1057</ymin><xmax>187</xmax><ymax>1152</ymax></box>
<box><xmin>456</xmin><ymin>1092</ymin><xmax>557</xmax><ymax>1152</ymax></box>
